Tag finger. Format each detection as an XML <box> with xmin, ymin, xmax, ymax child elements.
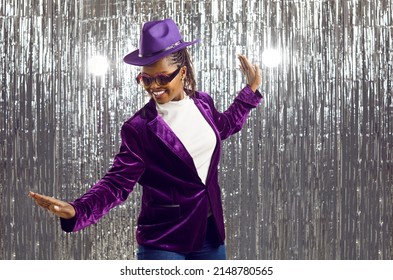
<box><xmin>238</xmin><ymin>55</ymin><xmax>248</xmax><ymax>71</ymax></box>
<box><xmin>29</xmin><ymin>192</ymin><xmax>62</xmax><ymax>210</ymax></box>
<box><xmin>238</xmin><ymin>55</ymin><xmax>253</xmax><ymax>71</ymax></box>
<box><xmin>28</xmin><ymin>191</ymin><xmax>36</xmax><ymax>198</ymax></box>
<box><xmin>33</xmin><ymin>195</ymin><xmax>52</xmax><ymax>207</ymax></box>
<box><xmin>237</xmin><ymin>55</ymin><xmax>245</xmax><ymax>72</ymax></box>
<box><xmin>34</xmin><ymin>199</ymin><xmax>51</xmax><ymax>210</ymax></box>
<box><xmin>30</xmin><ymin>192</ymin><xmax>56</xmax><ymax>204</ymax></box>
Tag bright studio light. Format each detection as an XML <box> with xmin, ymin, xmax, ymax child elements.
<box><xmin>88</xmin><ymin>55</ymin><xmax>108</xmax><ymax>76</ymax></box>
<box><xmin>262</xmin><ymin>48</ymin><xmax>281</xmax><ymax>67</ymax></box>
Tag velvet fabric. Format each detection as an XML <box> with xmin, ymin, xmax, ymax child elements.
<box><xmin>60</xmin><ymin>86</ymin><xmax>262</xmax><ymax>253</ymax></box>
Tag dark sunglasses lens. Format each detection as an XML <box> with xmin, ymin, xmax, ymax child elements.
<box><xmin>156</xmin><ymin>75</ymin><xmax>170</xmax><ymax>85</ymax></box>
<box><xmin>141</xmin><ymin>76</ymin><xmax>153</xmax><ymax>86</ymax></box>
<box><xmin>136</xmin><ymin>67</ymin><xmax>181</xmax><ymax>86</ymax></box>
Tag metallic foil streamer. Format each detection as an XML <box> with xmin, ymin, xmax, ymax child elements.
<box><xmin>1</xmin><ymin>0</ymin><xmax>392</xmax><ymax>260</ymax></box>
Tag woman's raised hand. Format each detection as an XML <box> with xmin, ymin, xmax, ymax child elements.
<box><xmin>238</xmin><ymin>54</ymin><xmax>262</xmax><ymax>93</ymax></box>
<box><xmin>29</xmin><ymin>191</ymin><xmax>76</xmax><ymax>219</ymax></box>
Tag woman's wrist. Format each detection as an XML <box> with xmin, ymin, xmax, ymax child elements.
<box><xmin>247</xmin><ymin>83</ymin><xmax>259</xmax><ymax>93</ymax></box>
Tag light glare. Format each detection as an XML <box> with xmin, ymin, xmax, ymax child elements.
<box><xmin>88</xmin><ymin>55</ymin><xmax>108</xmax><ymax>76</ymax></box>
<box><xmin>262</xmin><ymin>48</ymin><xmax>281</xmax><ymax>67</ymax></box>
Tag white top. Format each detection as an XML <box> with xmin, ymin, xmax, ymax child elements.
<box><xmin>156</xmin><ymin>95</ymin><xmax>216</xmax><ymax>184</ymax></box>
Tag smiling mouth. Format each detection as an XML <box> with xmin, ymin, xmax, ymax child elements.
<box><xmin>151</xmin><ymin>90</ymin><xmax>166</xmax><ymax>97</ymax></box>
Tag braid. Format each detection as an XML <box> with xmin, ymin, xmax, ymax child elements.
<box><xmin>168</xmin><ymin>49</ymin><xmax>197</xmax><ymax>96</ymax></box>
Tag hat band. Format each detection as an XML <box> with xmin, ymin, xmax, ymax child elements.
<box><xmin>138</xmin><ymin>40</ymin><xmax>184</xmax><ymax>58</ymax></box>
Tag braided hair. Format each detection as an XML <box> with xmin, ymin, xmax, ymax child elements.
<box><xmin>168</xmin><ymin>48</ymin><xmax>197</xmax><ymax>96</ymax></box>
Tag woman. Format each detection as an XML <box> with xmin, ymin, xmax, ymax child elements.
<box><xmin>29</xmin><ymin>18</ymin><xmax>262</xmax><ymax>260</ymax></box>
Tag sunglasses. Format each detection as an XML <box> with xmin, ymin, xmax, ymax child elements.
<box><xmin>136</xmin><ymin>67</ymin><xmax>182</xmax><ymax>87</ymax></box>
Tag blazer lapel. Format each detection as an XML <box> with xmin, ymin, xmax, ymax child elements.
<box><xmin>145</xmin><ymin>99</ymin><xmax>197</xmax><ymax>173</ymax></box>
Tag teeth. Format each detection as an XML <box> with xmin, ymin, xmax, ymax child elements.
<box><xmin>151</xmin><ymin>90</ymin><xmax>165</xmax><ymax>97</ymax></box>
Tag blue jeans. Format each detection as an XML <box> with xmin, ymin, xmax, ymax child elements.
<box><xmin>137</xmin><ymin>242</ymin><xmax>226</xmax><ymax>260</ymax></box>
<box><xmin>137</xmin><ymin>216</ymin><xmax>226</xmax><ymax>260</ymax></box>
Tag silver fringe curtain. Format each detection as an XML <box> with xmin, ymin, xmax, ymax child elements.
<box><xmin>1</xmin><ymin>0</ymin><xmax>392</xmax><ymax>260</ymax></box>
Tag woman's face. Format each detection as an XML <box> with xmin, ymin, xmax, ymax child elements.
<box><xmin>140</xmin><ymin>57</ymin><xmax>186</xmax><ymax>104</ymax></box>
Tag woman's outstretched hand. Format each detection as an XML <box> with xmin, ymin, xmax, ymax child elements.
<box><xmin>238</xmin><ymin>54</ymin><xmax>262</xmax><ymax>93</ymax></box>
<box><xmin>29</xmin><ymin>191</ymin><xmax>76</xmax><ymax>219</ymax></box>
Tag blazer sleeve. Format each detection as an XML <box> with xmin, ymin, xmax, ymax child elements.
<box><xmin>207</xmin><ymin>85</ymin><xmax>263</xmax><ymax>140</ymax></box>
<box><xmin>60</xmin><ymin>122</ymin><xmax>145</xmax><ymax>232</ymax></box>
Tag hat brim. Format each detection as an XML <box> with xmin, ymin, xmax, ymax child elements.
<box><xmin>123</xmin><ymin>39</ymin><xmax>200</xmax><ymax>66</ymax></box>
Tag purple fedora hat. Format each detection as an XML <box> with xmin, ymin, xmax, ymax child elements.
<box><xmin>123</xmin><ymin>19</ymin><xmax>200</xmax><ymax>66</ymax></box>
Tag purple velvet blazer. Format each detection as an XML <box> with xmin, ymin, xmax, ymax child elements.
<box><xmin>60</xmin><ymin>86</ymin><xmax>262</xmax><ymax>253</ymax></box>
